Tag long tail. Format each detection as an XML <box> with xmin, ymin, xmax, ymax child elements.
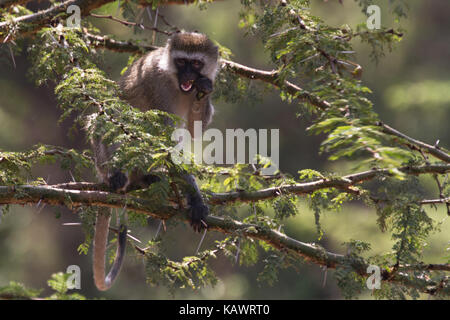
<box><xmin>93</xmin><ymin>209</ymin><xmax>127</xmax><ymax>291</ymax></box>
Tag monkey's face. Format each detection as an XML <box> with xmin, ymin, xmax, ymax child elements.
<box><xmin>174</xmin><ymin>58</ymin><xmax>204</xmax><ymax>93</ymax></box>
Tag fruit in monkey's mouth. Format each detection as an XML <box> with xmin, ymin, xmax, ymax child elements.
<box><xmin>180</xmin><ymin>80</ymin><xmax>194</xmax><ymax>92</ymax></box>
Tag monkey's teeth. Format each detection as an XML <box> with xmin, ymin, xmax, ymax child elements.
<box><xmin>181</xmin><ymin>81</ymin><xmax>193</xmax><ymax>92</ymax></box>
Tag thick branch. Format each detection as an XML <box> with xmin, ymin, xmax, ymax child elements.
<box><xmin>220</xmin><ymin>60</ymin><xmax>330</xmax><ymax>109</ymax></box>
<box><xmin>47</xmin><ymin>164</ymin><xmax>450</xmax><ymax>205</ymax></box>
<box><xmin>420</xmin><ymin>198</ymin><xmax>450</xmax><ymax>205</ymax></box>
<box><xmin>0</xmin><ymin>184</ymin><xmax>447</xmax><ymax>295</ymax></box>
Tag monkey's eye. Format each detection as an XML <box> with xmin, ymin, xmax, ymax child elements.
<box><xmin>175</xmin><ymin>58</ymin><xmax>186</xmax><ymax>67</ymax></box>
<box><xmin>191</xmin><ymin>60</ymin><xmax>203</xmax><ymax>70</ymax></box>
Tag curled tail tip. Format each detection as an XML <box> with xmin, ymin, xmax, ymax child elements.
<box><xmin>93</xmin><ymin>224</ymin><xmax>128</xmax><ymax>291</ymax></box>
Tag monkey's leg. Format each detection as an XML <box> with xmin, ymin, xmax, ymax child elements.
<box><xmin>182</xmin><ymin>173</ymin><xmax>209</xmax><ymax>232</ymax></box>
<box><xmin>121</xmin><ymin>172</ymin><xmax>207</xmax><ymax>232</ymax></box>
<box><xmin>93</xmin><ymin>207</ymin><xmax>127</xmax><ymax>291</ymax></box>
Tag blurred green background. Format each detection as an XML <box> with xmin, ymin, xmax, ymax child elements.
<box><xmin>0</xmin><ymin>0</ymin><xmax>449</xmax><ymax>299</ymax></box>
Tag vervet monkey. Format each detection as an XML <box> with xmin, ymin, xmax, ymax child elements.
<box><xmin>89</xmin><ymin>31</ymin><xmax>219</xmax><ymax>291</ymax></box>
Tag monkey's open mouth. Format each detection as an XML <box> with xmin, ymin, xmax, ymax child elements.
<box><xmin>180</xmin><ymin>80</ymin><xmax>194</xmax><ymax>92</ymax></box>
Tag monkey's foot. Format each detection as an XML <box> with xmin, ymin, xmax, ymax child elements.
<box><xmin>189</xmin><ymin>201</ymin><xmax>209</xmax><ymax>233</ymax></box>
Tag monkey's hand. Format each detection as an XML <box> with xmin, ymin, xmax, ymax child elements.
<box><xmin>194</xmin><ymin>77</ymin><xmax>213</xmax><ymax>101</ymax></box>
<box><xmin>188</xmin><ymin>196</ymin><xmax>209</xmax><ymax>232</ymax></box>
<box><xmin>108</xmin><ymin>170</ymin><xmax>129</xmax><ymax>193</ymax></box>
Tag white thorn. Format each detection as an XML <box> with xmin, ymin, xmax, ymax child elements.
<box><xmin>322</xmin><ymin>266</ymin><xmax>328</xmax><ymax>288</ymax></box>
<box><xmin>154</xmin><ymin>221</ymin><xmax>162</xmax><ymax>239</ymax></box>
<box><xmin>36</xmin><ymin>203</ymin><xmax>46</xmax><ymax>214</ymax></box>
<box><xmin>235</xmin><ymin>238</ymin><xmax>241</xmax><ymax>264</ymax></box>
<box><xmin>195</xmin><ymin>229</ymin><xmax>207</xmax><ymax>255</ymax></box>
<box><xmin>146</xmin><ymin>7</ymin><xmax>152</xmax><ymax>21</ymax></box>
<box><xmin>69</xmin><ymin>171</ymin><xmax>76</xmax><ymax>182</ymax></box>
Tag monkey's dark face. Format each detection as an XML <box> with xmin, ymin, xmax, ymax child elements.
<box><xmin>174</xmin><ymin>58</ymin><xmax>204</xmax><ymax>93</ymax></box>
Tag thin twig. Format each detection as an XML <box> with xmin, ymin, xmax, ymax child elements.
<box><xmin>378</xmin><ymin>122</ymin><xmax>450</xmax><ymax>163</ymax></box>
<box><xmin>90</xmin><ymin>13</ymin><xmax>172</xmax><ymax>36</ymax></box>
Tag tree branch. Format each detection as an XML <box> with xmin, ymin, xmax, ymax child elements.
<box><xmin>378</xmin><ymin>122</ymin><xmax>450</xmax><ymax>163</ymax></box>
<box><xmin>45</xmin><ymin>164</ymin><xmax>450</xmax><ymax>205</ymax></box>
<box><xmin>209</xmin><ymin>164</ymin><xmax>450</xmax><ymax>204</ymax></box>
<box><xmin>1</xmin><ymin>0</ymin><xmax>448</xmax><ymax>296</ymax></box>
<box><xmin>89</xmin><ymin>13</ymin><xmax>172</xmax><ymax>35</ymax></box>
<box><xmin>220</xmin><ymin>59</ymin><xmax>331</xmax><ymax>109</ymax></box>
<box><xmin>85</xmin><ymin>31</ymin><xmax>158</xmax><ymax>53</ymax></box>
<box><xmin>0</xmin><ymin>184</ymin><xmax>447</xmax><ymax>295</ymax></box>
<box><xmin>420</xmin><ymin>198</ymin><xmax>450</xmax><ymax>205</ymax></box>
